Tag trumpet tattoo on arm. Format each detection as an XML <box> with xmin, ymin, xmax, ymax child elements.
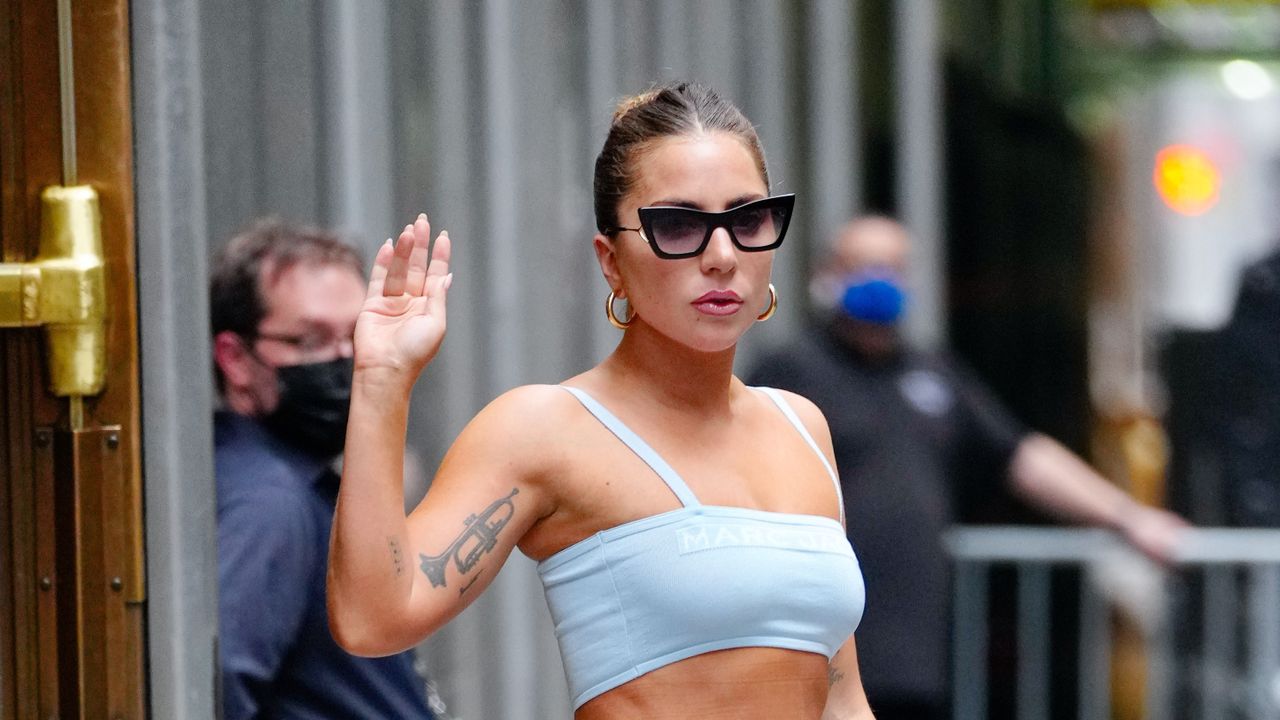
<box><xmin>418</xmin><ymin>488</ymin><xmax>520</xmax><ymax>589</ymax></box>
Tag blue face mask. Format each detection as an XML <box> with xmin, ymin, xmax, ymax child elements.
<box><xmin>840</xmin><ymin>274</ymin><xmax>906</xmax><ymax>325</ymax></box>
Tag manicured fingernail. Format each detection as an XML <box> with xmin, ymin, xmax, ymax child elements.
<box><xmin>444</xmin><ymin>273</ymin><xmax>454</xmax><ymax>290</ymax></box>
<box><xmin>418</xmin><ymin>213</ymin><xmax>427</xmax><ymax>220</ymax></box>
<box><xmin>441</xmin><ymin>231</ymin><xmax>449</xmax><ymax>239</ymax></box>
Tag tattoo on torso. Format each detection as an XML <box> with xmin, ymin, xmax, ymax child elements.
<box><xmin>828</xmin><ymin>666</ymin><xmax>846</xmax><ymax>688</ymax></box>
<box><xmin>419</xmin><ymin>488</ymin><xmax>519</xmax><ymax>588</ymax></box>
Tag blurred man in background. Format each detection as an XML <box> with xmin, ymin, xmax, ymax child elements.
<box><xmin>1220</xmin><ymin>246</ymin><xmax>1280</xmax><ymax>526</ymax></box>
<box><xmin>210</xmin><ymin>220</ymin><xmax>434</xmax><ymax>719</ymax></box>
<box><xmin>747</xmin><ymin>215</ymin><xmax>1187</xmax><ymax>720</ymax></box>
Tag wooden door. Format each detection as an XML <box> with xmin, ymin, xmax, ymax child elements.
<box><xmin>1</xmin><ymin>0</ymin><xmax>146</xmax><ymax>717</ymax></box>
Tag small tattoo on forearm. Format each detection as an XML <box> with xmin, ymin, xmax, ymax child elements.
<box><xmin>459</xmin><ymin>569</ymin><xmax>483</xmax><ymax>596</ymax></box>
<box><xmin>389</xmin><ymin>537</ymin><xmax>404</xmax><ymax>577</ymax></box>
<box><xmin>419</xmin><ymin>488</ymin><xmax>519</xmax><ymax>588</ymax></box>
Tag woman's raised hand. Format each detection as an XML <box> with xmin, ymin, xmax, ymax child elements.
<box><xmin>354</xmin><ymin>213</ymin><xmax>452</xmax><ymax>380</ymax></box>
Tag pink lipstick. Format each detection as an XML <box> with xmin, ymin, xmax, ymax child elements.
<box><xmin>692</xmin><ymin>290</ymin><xmax>743</xmax><ymax>316</ymax></box>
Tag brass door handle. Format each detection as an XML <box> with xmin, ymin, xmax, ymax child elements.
<box><xmin>0</xmin><ymin>185</ymin><xmax>107</xmax><ymax>396</ymax></box>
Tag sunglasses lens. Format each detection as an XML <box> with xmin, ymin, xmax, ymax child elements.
<box><xmin>731</xmin><ymin>205</ymin><xmax>785</xmax><ymax>248</ymax></box>
<box><xmin>648</xmin><ymin>211</ymin><xmax>707</xmax><ymax>256</ymax></box>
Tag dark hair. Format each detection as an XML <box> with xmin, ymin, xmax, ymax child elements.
<box><xmin>209</xmin><ymin>218</ymin><xmax>364</xmax><ymax>386</ymax></box>
<box><xmin>593</xmin><ymin>81</ymin><xmax>769</xmax><ymax>234</ymax></box>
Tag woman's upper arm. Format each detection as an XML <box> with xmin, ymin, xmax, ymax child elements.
<box><xmin>397</xmin><ymin>385</ymin><xmax>566</xmax><ymax>638</ymax></box>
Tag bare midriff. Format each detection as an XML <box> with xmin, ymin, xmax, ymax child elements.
<box><xmin>575</xmin><ymin>647</ymin><xmax>829</xmax><ymax>720</ymax></box>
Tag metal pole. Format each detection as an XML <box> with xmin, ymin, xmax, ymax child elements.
<box><xmin>807</xmin><ymin>0</ymin><xmax>858</xmax><ymax>252</ymax></box>
<box><xmin>954</xmin><ymin>562</ymin><xmax>990</xmax><ymax>720</ymax></box>
<box><xmin>1144</xmin><ymin>574</ymin><xmax>1174</xmax><ymax>720</ymax></box>
<box><xmin>1201</xmin><ymin>566</ymin><xmax>1237</xmax><ymax>720</ymax></box>
<box><xmin>321</xmin><ymin>0</ymin><xmax>394</xmax><ymax>240</ymax></box>
<box><xmin>1078</xmin><ymin>572</ymin><xmax>1111</xmax><ymax>720</ymax></box>
<box><xmin>1017</xmin><ymin>565</ymin><xmax>1052</xmax><ymax>720</ymax></box>
<box><xmin>893</xmin><ymin>0</ymin><xmax>946</xmax><ymax>350</ymax></box>
<box><xmin>1248</xmin><ymin>565</ymin><xmax>1280</xmax><ymax>720</ymax></box>
<box><xmin>132</xmin><ymin>0</ymin><xmax>219</xmax><ymax>715</ymax></box>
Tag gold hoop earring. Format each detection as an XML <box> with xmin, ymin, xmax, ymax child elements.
<box><xmin>605</xmin><ymin>290</ymin><xmax>633</xmax><ymax>330</ymax></box>
<box><xmin>756</xmin><ymin>283</ymin><xmax>778</xmax><ymax>322</ymax></box>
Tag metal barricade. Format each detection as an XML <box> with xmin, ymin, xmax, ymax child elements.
<box><xmin>946</xmin><ymin>527</ymin><xmax>1280</xmax><ymax>720</ymax></box>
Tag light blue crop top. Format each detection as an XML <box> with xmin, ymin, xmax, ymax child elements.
<box><xmin>537</xmin><ymin>386</ymin><xmax>865</xmax><ymax>710</ymax></box>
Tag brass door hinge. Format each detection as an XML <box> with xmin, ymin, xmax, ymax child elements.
<box><xmin>0</xmin><ymin>185</ymin><xmax>107</xmax><ymax>396</ymax></box>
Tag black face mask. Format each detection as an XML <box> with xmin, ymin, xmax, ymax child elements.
<box><xmin>262</xmin><ymin>356</ymin><xmax>354</xmax><ymax>459</ymax></box>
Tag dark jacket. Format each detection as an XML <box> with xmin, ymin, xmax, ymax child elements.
<box><xmin>215</xmin><ymin>411</ymin><xmax>433</xmax><ymax>719</ymax></box>
<box><xmin>1220</xmin><ymin>249</ymin><xmax>1280</xmax><ymax>526</ymax></box>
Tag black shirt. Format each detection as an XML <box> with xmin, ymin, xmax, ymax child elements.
<box><xmin>747</xmin><ymin>324</ymin><xmax>1026</xmax><ymax>703</ymax></box>
<box><xmin>215</xmin><ymin>411</ymin><xmax>433</xmax><ymax>719</ymax></box>
<box><xmin>1219</xmin><ymin>248</ymin><xmax>1280</xmax><ymax>526</ymax></box>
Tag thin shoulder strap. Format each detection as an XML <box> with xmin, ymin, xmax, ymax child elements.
<box><xmin>754</xmin><ymin>386</ymin><xmax>845</xmax><ymax>526</ymax></box>
<box><xmin>560</xmin><ymin>386</ymin><xmax>701</xmax><ymax>508</ymax></box>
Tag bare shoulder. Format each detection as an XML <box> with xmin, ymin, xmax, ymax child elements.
<box><xmin>753</xmin><ymin>386</ymin><xmax>833</xmax><ymax>447</ymax></box>
<box><xmin>477</xmin><ymin>383</ymin><xmax>579</xmax><ymax>418</ymax></box>
<box><xmin>423</xmin><ymin>384</ymin><xmax>586</xmax><ymax>526</ymax></box>
<box><xmin>446</xmin><ymin>384</ymin><xmax>585</xmax><ymax>476</ymax></box>
<box><xmin>458</xmin><ymin>384</ymin><xmax>581</xmax><ymax>444</ymax></box>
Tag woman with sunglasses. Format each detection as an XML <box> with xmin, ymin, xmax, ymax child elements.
<box><xmin>329</xmin><ymin>81</ymin><xmax>874</xmax><ymax>720</ymax></box>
